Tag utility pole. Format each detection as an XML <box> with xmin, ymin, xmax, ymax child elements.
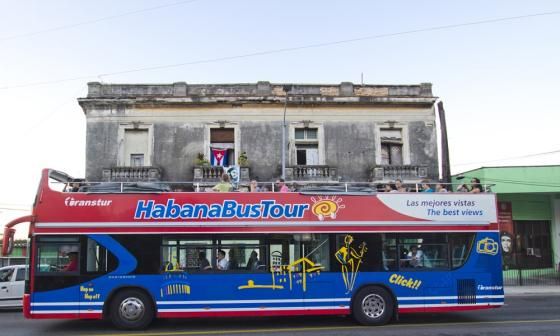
<box><xmin>281</xmin><ymin>85</ymin><xmax>291</xmax><ymax>179</ymax></box>
<box><xmin>438</xmin><ymin>101</ymin><xmax>451</xmax><ymax>183</ymax></box>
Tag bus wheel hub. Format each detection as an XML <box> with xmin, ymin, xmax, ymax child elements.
<box><xmin>362</xmin><ymin>294</ymin><xmax>385</xmax><ymax>318</ymax></box>
<box><xmin>119</xmin><ymin>297</ymin><xmax>145</xmax><ymax>321</ymax></box>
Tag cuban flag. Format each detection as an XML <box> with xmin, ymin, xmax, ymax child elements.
<box><xmin>210</xmin><ymin>148</ymin><xmax>229</xmax><ymax>166</ymax></box>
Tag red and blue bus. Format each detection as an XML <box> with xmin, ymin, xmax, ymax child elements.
<box><xmin>3</xmin><ymin>169</ymin><xmax>503</xmax><ymax>330</ymax></box>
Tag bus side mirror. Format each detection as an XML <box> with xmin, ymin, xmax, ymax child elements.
<box><xmin>2</xmin><ymin>227</ymin><xmax>15</xmax><ymax>256</ymax></box>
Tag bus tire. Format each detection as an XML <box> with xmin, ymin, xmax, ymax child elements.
<box><xmin>352</xmin><ymin>286</ymin><xmax>394</xmax><ymax>326</ymax></box>
<box><xmin>109</xmin><ymin>289</ymin><xmax>154</xmax><ymax>330</ymax></box>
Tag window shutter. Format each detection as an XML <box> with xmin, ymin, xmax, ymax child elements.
<box><xmin>211</xmin><ymin>128</ymin><xmax>235</xmax><ymax>143</ymax></box>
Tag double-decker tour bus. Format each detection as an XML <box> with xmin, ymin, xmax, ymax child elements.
<box><xmin>2</xmin><ymin>169</ymin><xmax>503</xmax><ymax>330</ymax></box>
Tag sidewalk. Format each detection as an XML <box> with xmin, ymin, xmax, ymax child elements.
<box><xmin>504</xmin><ymin>285</ymin><xmax>560</xmax><ymax>296</ymax></box>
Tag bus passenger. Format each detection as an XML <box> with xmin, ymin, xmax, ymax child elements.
<box><xmin>395</xmin><ymin>179</ymin><xmax>407</xmax><ymax>192</ymax></box>
<box><xmin>470</xmin><ymin>178</ymin><xmax>483</xmax><ymax>193</ymax></box>
<box><xmin>408</xmin><ymin>246</ymin><xmax>424</xmax><ymax>267</ymax></box>
<box><xmin>246</xmin><ymin>251</ymin><xmax>261</xmax><ymax>270</ymax></box>
<box><xmin>384</xmin><ymin>183</ymin><xmax>397</xmax><ymax>192</ymax></box>
<box><xmin>457</xmin><ymin>184</ymin><xmax>470</xmax><ymax>192</ymax></box>
<box><xmin>212</xmin><ymin>174</ymin><xmax>233</xmax><ymax>192</ymax></box>
<box><xmin>436</xmin><ymin>181</ymin><xmax>448</xmax><ymax>192</ymax></box>
<box><xmin>217</xmin><ymin>250</ymin><xmax>228</xmax><ymax>270</ymax></box>
<box><xmin>228</xmin><ymin>249</ymin><xmax>239</xmax><ymax>270</ymax></box>
<box><xmin>275</xmin><ymin>178</ymin><xmax>289</xmax><ymax>192</ymax></box>
<box><xmin>250</xmin><ymin>180</ymin><xmax>261</xmax><ymax>192</ymax></box>
<box><xmin>421</xmin><ymin>179</ymin><xmax>434</xmax><ymax>192</ymax></box>
<box><xmin>62</xmin><ymin>252</ymin><xmax>78</xmax><ymax>272</ymax></box>
<box><xmin>199</xmin><ymin>251</ymin><xmax>211</xmax><ymax>270</ymax></box>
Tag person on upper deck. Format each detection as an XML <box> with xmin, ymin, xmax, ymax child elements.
<box><xmin>395</xmin><ymin>178</ymin><xmax>407</xmax><ymax>192</ymax></box>
<box><xmin>470</xmin><ymin>177</ymin><xmax>483</xmax><ymax>193</ymax></box>
<box><xmin>275</xmin><ymin>178</ymin><xmax>289</xmax><ymax>192</ymax></box>
<box><xmin>435</xmin><ymin>180</ymin><xmax>448</xmax><ymax>192</ymax></box>
<box><xmin>420</xmin><ymin>179</ymin><xmax>434</xmax><ymax>192</ymax></box>
<box><xmin>384</xmin><ymin>183</ymin><xmax>397</xmax><ymax>192</ymax></box>
<box><xmin>212</xmin><ymin>173</ymin><xmax>233</xmax><ymax>192</ymax></box>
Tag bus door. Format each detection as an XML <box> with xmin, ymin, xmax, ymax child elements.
<box><xmin>79</xmin><ymin>237</ymin><xmax>118</xmax><ymax>317</ymax></box>
<box><xmin>300</xmin><ymin>234</ymin><xmax>336</xmax><ymax>309</ymax></box>
<box><xmin>264</xmin><ymin>238</ymin><xmax>306</xmax><ymax>306</ymax></box>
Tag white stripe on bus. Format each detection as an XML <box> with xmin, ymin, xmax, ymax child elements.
<box><xmin>400</xmin><ymin>302</ymin><xmax>504</xmax><ymax>308</ymax></box>
<box><xmin>157</xmin><ymin>306</ymin><xmax>349</xmax><ymax>313</ymax></box>
<box><xmin>30</xmin><ymin>295</ymin><xmax>503</xmax><ymax>308</ymax></box>
<box><xmin>398</xmin><ymin>295</ymin><xmax>504</xmax><ymax>301</ymax></box>
<box><xmin>31</xmin><ymin>302</ymin><xmax>102</xmax><ymax>306</ymax></box>
<box><xmin>31</xmin><ymin>310</ymin><xmax>102</xmax><ymax>314</ymax></box>
<box><xmin>156</xmin><ymin>298</ymin><xmax>350</xmax><ymax>305</ymax></box>
<box><xmin>35</xmin><ymin>220</ymin><xmax>492</xmax><ymax>228</ymax></box>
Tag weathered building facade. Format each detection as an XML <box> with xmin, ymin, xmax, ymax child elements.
<box><xmin>78</xmin><ymin>81</ymin><xmax>439</xmax><ymax>186</ymax></box>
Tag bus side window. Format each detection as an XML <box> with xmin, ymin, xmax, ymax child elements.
<box><xmin>36</xmin><ymin>237</ymin><xmax>80</xmax><ymax>274</ymax></box>
<box><xmin>86</xmin><ymin>238</ymin><xmax>117</xmax><ymax>274</ymax></box>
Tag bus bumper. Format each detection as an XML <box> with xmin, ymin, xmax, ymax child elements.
<box><xmin>23</xmin><ymin>294</ymin><xmax>31</xmax><ymax>319</ymax></box>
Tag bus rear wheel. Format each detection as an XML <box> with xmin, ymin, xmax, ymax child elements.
<box><xmin>352</xmin><ymin>286</ymin><xmax>394</xmax><ymax>326</ymax></box>
<box><xmin>109</xmin><ymin>289</ymin><xmax>154</xmax><ymax>330</ymax></box>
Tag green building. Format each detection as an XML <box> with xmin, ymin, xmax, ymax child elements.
<box><xmin>452</xmin><ymin>165</ymin><xmax>560</xmax><ymax>284</ymax></box>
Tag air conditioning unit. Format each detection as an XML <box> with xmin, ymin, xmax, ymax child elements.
<box><xmin>526</xmin><ymin>248</ymin><xmax>535</xmax><ymax>256</ymax></box>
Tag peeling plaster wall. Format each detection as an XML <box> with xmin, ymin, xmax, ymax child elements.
<box><xmin>324</xmin><ymin>122</ymin><xmax>376</xmax><ymax>181</ymax></box>
<box><xmin>153</xmin><ymin>124</ymin><xmax>204</xmax><ymax>181</ymax></box>
<box><xmin>239</xmin><ymin>122</ymin><xmax>283</xmax><ymax>181</ymax></box>
<box><xmin>80</xmin><ymin>82</ymin><xmax>440</xmax><ymax>183</ymax></box>
<box><xmin>408</xmin><ymin>121</ymin><xmax>439</xmax><ymax>179</ymax></box>
<box><xmin>85</xmin><ymin>121</ymin><xmax>118</xmax><ymax>181</ymax></box>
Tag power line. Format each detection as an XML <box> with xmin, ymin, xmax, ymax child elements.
<box><xmin>1</xmin><ymin>9</ymin><xmax>559</xmax><ymax>90</ymax></box>
<box><xmin>454</xmin><ymin>148</ymin><xmax>560</xmax><ymax>166</ymax></box>
<box><xmin>0</xmin><ymin>0</ymin><xmax>202</xmax><ymax>42</ymax></box>
<box><xmin>27</xmin><ymin>86</ymin><xmax>88</xmax><ymax>131</ymax></box>
<box><xmin>0</xmin><ymin>207</ymin><xmax>30</xmax><ymax>211</ymax></box>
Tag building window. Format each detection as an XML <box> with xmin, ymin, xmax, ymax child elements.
<box><xmin>210</xmin><ymin>128</ymin><xmax>235</xmax><ymax>166</ymax></box>
<box><xmin>513</xmin><ymin>220</ymin><xmax>552</xmax><ymax>268</ymax></box>
<box><xmin>380</xmin><ymin>128</ymin><xmax>403</xmax><ymax>165</ymax></box>
<box><xmin>295</xmin><ymin>127</ymin><xmax>319</xmax><ymax>165</ymax></box>
<box><xmin>130</xmin><ymin>154</ymin><xmax>145</xmax><ymax>167</ymax></box>
<box><xmin>117</xmin><ymin>124</ymin><xmax>153</xmax><ymax>167</ymax></box>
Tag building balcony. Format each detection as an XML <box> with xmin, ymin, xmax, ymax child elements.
<box><xmin>286</xmin><ymin>165</ymin><xmax>338</xmax><ymax>181</ymax></box>
<box><xmin>102</xmin><ymin>166</ymin><xmax>162</xmax><ymax>182</ymax></box>
<box><xmin>193</xmin><ymin>166</ymin><xmax>250</xmax><ymax>183</ymax></box>
<box><xmin>370</xmin><ymin>165</ymin><xmax>428</xmax><ymax>181</ymax></box>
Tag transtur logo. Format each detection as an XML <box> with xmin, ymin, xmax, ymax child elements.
<box><xmin>64</xmin><ymin>197</ymin><xmax>113</xmax><ymax>207</ymax></box>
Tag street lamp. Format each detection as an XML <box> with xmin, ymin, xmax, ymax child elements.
<box><xmin>281</xmin><ymin>85</ymin><xmax>292</xmax><ymax>179</ymax></box>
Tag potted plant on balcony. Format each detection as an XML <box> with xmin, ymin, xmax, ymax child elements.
<box><xmin>195</xmin><ymin>152</ymin><xmax>210</xmax><ymax>166</ymax></box>
<box><xmin>238</xmin><ymin>151</ymin><xmax>249</xmax><ymax>167</ymax></box>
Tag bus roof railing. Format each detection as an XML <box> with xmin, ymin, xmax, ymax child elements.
<box><xmin>48</xmin><ymin>179</ymin><xmax>494</xmax><ymax>194</ymax></box>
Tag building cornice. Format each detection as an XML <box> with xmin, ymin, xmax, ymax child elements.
<box><xmin>78</xmin><ymin>81</ymin><xmax>437</xmax><ymax>111</ymax></box>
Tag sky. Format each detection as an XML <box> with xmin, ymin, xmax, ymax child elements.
<box><xmin>1</xmin><ymin>0</ymin><xmax>559</xmax><ymax>230</ymax></box>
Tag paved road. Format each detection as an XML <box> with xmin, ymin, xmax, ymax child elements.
<box><xmin>1</xmin><ymin>295</ymin><xmax>560</xmax><ymax>336</ymax></box>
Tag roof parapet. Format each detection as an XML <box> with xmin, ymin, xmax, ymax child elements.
<box><xmin>85</xmin><ymin>81</ymin><xmax>433</xmax><ymax>99</ymax></box>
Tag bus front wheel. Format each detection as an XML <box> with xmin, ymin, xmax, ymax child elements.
<box><xmin>109</xmin><ymin>289</ymin><xmax>154</xmax><ymax>330</ymax></box>
<box><xmin>352</xmin><ymin>286</ymin><xmax>394</xmax><ymax>326</ymax></box>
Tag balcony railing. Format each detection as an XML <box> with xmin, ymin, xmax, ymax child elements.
<box><xmin>370</xmin><ymin>165</ymin><xmax>428</xmax><ymax>181</ymax></box>
<box><xmin>102</xmin><ymin>166</ymin><xmax>162</xmax><ymax>182</ymax></box>
<box><xmin>193</xmin><ymin>166</ymin><xmax>250</xmax><ymax>183</ymax></box>
<box><xmin>286</xmin><ymin>165</ymin><xmax>338</xmax><ymax>181</ymax></box>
